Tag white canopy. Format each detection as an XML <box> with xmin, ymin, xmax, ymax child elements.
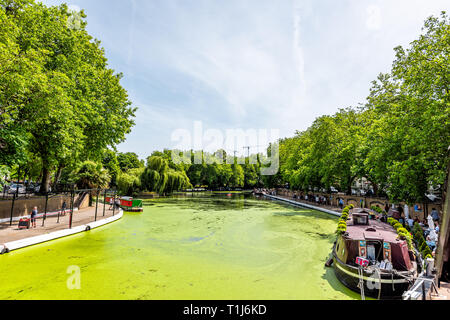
<box><xmin>427</xmin><ymin>215</ymin><xmax>438</xmax><ymax>242</ymax></box>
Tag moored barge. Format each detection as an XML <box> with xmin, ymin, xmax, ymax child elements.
<box><xmin>331</xmin><ymin>209</ymin><xmax>418</xmax><ymax>299</ymax></box>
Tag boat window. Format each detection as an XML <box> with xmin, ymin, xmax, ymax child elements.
<box><xmin>353</xmin><ymin>214</ymin><xmax>368</xmax><ymax>225</ymax></box>
<box><xmin>367</xmin><ymin>245</ymin><xmax>376</xmax><ymax>261</ymax></box>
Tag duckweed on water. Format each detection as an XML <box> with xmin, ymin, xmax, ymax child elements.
<box><xmin>0</xmin><ymin>194</ymin><xmax>359</xmax><ymax>300</ymax></box>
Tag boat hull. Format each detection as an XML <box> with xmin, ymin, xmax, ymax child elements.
<box><xmin>332</xmin><ymin>254</ymin><xmax>412</xmax><ymax>299</ymax></box>
<box><xmin>121</xmin><ymin>207</ymin><xmax>143</xmax><ymax>213</ymax></box>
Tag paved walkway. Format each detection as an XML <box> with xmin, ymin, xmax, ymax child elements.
<box><xmin>0</xmin><ymin>203</ymin><xmax>119</xmax><ymax>244</ymax></box>
<box><xmin>267</xmin><ymin>194</ymin><xmax>343</xmax><ymax>214</ymax></box>
<box><xmin>432</xmin><ymin>282</ymin><xmax>450</xmax><ymax>300</ymax></box>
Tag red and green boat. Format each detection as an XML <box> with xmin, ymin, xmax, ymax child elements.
<box><xmin>119</xmin><ymin>197</ymin><xmax>144</xmax><ymax>212</ymax></box>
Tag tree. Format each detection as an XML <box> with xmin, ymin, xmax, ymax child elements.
<box><xmin>102</xmin><ymin>149</ymin><xmax>120</xmax><ymax>186</ymax></box>
<box><xmin>141</xmin><ymin>156</ymin><xmax>191</xmax><ymax>195</ymax></box>
<box><xmin>117</xmin><ymin>168</ymin><xmax>143</xmax><ymax>196</ymax></box>
<box><xmin>71</xmin><ymin>161</ymin><xmax>110</xmax><ymax>190</ymax></box>
<box><xmin>0</xmin><ymin>1</ymin><xmax>136</xmax><ymax>193</ymax></box>
<box><xmin>118</xmin><ymin>152</ymin><xmax>143</xmax><ymax>172</ymax></box>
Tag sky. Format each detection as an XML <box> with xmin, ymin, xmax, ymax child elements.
<box><xmin>41</xmin><ymin>0</ymin><xmax>450</xmax><ymax>159</ymax></box>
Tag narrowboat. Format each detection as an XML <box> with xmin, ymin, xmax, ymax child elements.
<box><xmin>331</xmin><ymin>209</ymin><xmax>418</xmax><ymax>299</ymax></box>
<box><xmin>119</xmin><ymin>197</ymin><xmax>144</xmax><ymax>213</ymax></box>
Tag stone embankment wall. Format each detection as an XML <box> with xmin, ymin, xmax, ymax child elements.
<box><xmin>0</xmin><ymin>194</ymin><xmax>89</xmax><ymax>221</ymax></box>
<box><xmin>275</xmin><ymin>189</ymin><xmax>443</xmax><ymax>221</ymax></box>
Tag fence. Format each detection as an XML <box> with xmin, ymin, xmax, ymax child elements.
<box><xmin>0</xmin><ymin>188</ymin><xmax>119</xmax><ymax>230</ymax></box>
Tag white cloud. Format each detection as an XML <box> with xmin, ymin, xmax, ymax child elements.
<box><xmin>68</xmin><ymin>4</ymin><xmax>80</xmax><ymax>12</ymax></box>
<box><xmin>40</xmin><ymin>0</ymin><xmax>450</xmax><ymax>156</ymax></box>
<box><xmin>366</xmin><ymin>5</ymin><xmax>382</xmax><ymax>30</ymax></box>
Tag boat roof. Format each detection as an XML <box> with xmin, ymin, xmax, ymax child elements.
<box><xmin>344</xmin><ymin>214</ymin><xmax>401</xmax><ymax>243</ymax></box>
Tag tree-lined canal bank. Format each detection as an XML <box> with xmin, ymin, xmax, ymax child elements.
<box><xmin>0</xmin><ymin>194</ymin><xmax>359</xmax><ymax>300</ymax></box>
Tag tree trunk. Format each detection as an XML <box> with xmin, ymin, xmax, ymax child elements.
<box><xmin>346</xmin><ymin>175</ymin><xmax>357</xmax><ymax>196</ymax></box>
<box><xmin>23</xmin><ymin>169</ymin><xmax>30</xmax><ymax>187</ymax></box>
<box><xmin>53</xmin><ymin>164</ymin><xmax>64</xmax><ymax>188</ymax></box>
<box><xmin>40</xmin><ymin>163</ymin><xmax>51</xmax><ymax>193</ymax></box>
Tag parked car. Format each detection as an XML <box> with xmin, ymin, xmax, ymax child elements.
<box><xmin>8</xmin><ymin>184</ymin><xmax>25</xmax><ymax>194</ymax></box>
<box><xmin>26</xmin><ymin>183</ymin><xmax>37</xmax><ymax>192</ymax></box>
<box><xmin>330</xmin><ymin>187</ymin><xmax>339</xmax><ymax>194</ymax></box>
<box><xmin>33</xmin><ymin>184</ymin><xmax>51</xmax><ymax>193</ymax></box>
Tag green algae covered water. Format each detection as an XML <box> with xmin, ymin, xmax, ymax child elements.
<box><xmin>0</xmin><ymin>193</ymin><xmax>359</xmax><ymax>300</ymax></box>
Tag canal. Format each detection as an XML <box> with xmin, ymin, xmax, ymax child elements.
<box><xmin>0</xmin><ymin>193</ymin><xmax>359</xmax><ymax>299</ymax></box>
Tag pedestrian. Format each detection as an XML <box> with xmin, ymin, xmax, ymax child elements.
<box><xmin>109</xmin><ymin>197</ymin><xmax>113</xmax><ymax>210</ymax></box>
<box><xmin>31</xmin><ymin>206</ymin><xmax>38</xmax><ymax>228</ymax></box>
<box><xmin>406</xmin><ymin>217</ymin><xmax>414</xmax><ymax>229</ymax></box>
<box><xmin>431</xmin><ymin>208</ymin><xmax>440</xmax><ymax>223</ymax></box>
<box><xmin>339</xmin><ymin>198</ymin><xmax>344</xmax><ymax>210</ymax></box>
<box><xmin>62</xmin><ymin>200</ymin><xmax>67</xmax><ymax>216</ymax></box>
<box><xmin>384</xmin><ymin>203</ymin><xmax>389</xmax><ymax>213</ymax></box>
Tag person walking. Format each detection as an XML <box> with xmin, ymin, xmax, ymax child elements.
<box><xmin>31</xmin><ymin>206</ymin><xmax>38</xmax><ymax>228</ymax></box>
<box><xmin>61</xmin><ymin>200</ymin><xmax>67</xmax><ymax>216</ymax></box>
<box><xmin>431</xmin><ymin>208</ymin><xmax>440</xmax><ymax>223</ymax></box>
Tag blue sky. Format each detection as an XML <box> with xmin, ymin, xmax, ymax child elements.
<box><xmin>42</xmin><ymin>0</ymin><xmax>450</xmax><ymax>159</ymax></box>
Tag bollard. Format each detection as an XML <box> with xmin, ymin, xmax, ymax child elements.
<box><xmin>95</xmin><ymin>189</ymin><xmax>99</xmax><ymax>222</ymax></box>
<box><xmin>43</xmin><ymin>193</ymin><xmax>49</xmax><ymax>227</ymax></box>
<box><xmin>103</xmin><ymin>190</ymin><xmax>106</xmax><ymax>217</ymax></box>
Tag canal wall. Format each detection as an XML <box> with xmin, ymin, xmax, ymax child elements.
<box><xmin>274</xmin><ymin>189</ymin><xmax>443</xmax><ymax>221</ymax></box>
<box><xmin>0</xmin><ymin>193</ymin><xmax>89</xmax><ymax>223</ymax></box>
<box><xmin>0</xmin><ymin>209</ymin><xmax>123</xmax><ymax>254</ymax></box>
<box><xmin>264</xmin><ymin>194</ymin><xmax>341</xmax><ymax>217</ymax></box>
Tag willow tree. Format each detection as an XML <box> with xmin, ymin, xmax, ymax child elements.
<box><xmin>117</xmin><ymin>167</ymin><xmax>144</xmax><ymax>196</ymax></box>
<box><xmin>141</xmin><ymin>156</ymin><xmax>191</xmax><ymax>195</ymax></box>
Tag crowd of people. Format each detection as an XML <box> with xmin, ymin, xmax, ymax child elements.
<box><xmin>388</xmin><ymin>204</ymin><xmax>441</xmax><ymax>254</ymax></box>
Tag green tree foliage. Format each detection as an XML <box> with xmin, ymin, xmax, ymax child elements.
<box><xmin>102</xmin><ymin>149</ymin><xmax>121</xmax><ymax>186</ymax></box>
<box><xmin>276</xmin><ymin>12</ymin><xmax>450</xmax><ymax>203</ymax></box>
<box><xmin>141</xmin><ymin>156</ymin><xmax>191</xmax><ymax>195</ymax></box>
<box><xmin>117</xmin><ymin>167</ymin><xmax>143</xmax><ymax>197</ymax></box>
<box><xmin>0</xmin><ymin>0</ymin><xmax>136</xmax><ymax>192</ymax></box>
<box><xmin>71</xmin><ymin>161</ymin><xmax>111</xmax><ymax>190</ymax></box>
<box><xmin>117</xmin><ymin>152</ymin><xmax>143</xmax><ymax>172</ymax></box>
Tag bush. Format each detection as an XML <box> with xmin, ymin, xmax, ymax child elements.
<box><xmin>337</xmin><ymin>225</ymin><xmax>347</xmax><ymax>234</ymax></box>
<box><xmin>371</xmin><ymin>206</ymin><xmax>383</xmax><ymax>214</ymax></box>
<box><xmin>398</xmin><ymin>227</ymin><xmax>409</xmax><ymax>234</ymax></box>
<box><xmin>394</xmin><ymin>223</ymin><xmax>403</xmax><ymax>230</ymax></box>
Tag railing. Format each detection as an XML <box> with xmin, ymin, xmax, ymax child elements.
<box><xmin>0</xmin><ymin>188</ymin><xmax>118</xmax><ymax>230</ymax></box>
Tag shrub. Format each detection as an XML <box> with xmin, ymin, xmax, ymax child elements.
<box><xmin>394</xmin><ymin>223</ymin><xmax>403</xmax><ymax>230</ymax></box>
<box><xmin>398</xmin><ymin>227</ymin><xmax>409</xmax><ymax>234</ymax></box>
<box><xmin>371</xmin><ymin>206</ymin><xmax>383</xmax><ymax>214</ymax></box>
<box><xmin>337</xmin><ymin>225</ymin><xmax>347</xmax><ymax>234</ymax></box>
